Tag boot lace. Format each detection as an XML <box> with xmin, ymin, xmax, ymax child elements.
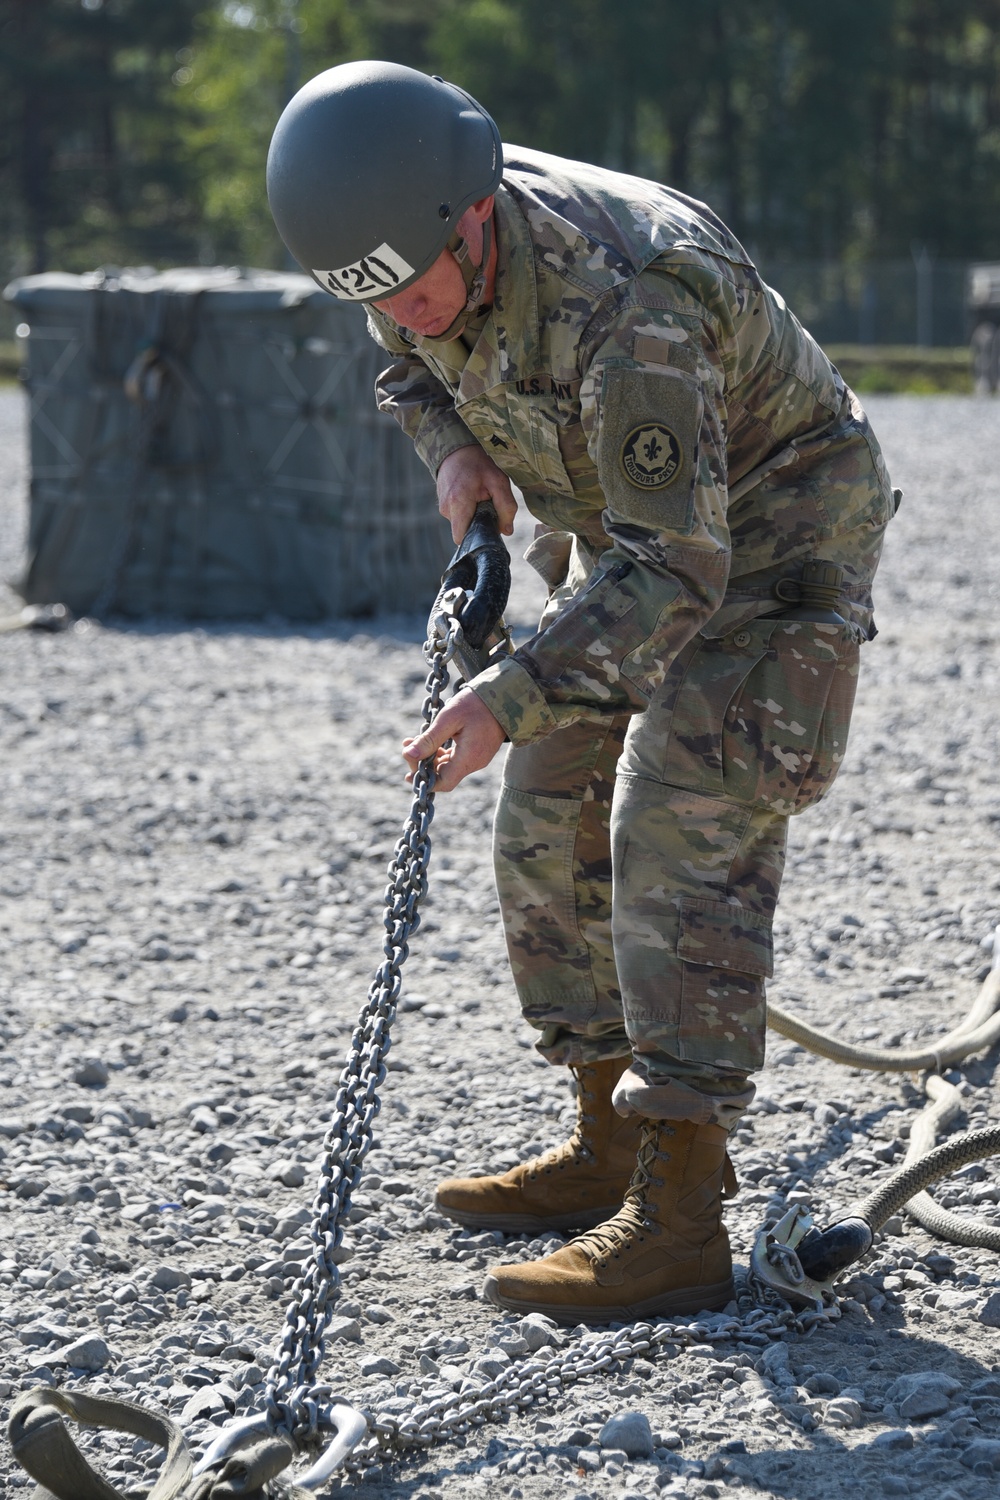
<box><xmin>571</xmin><ymin>1122</ymin><xmax>673</xmax><ymax>1264</ymax></box>
<box><xmin>526</xmin><ymin>1066</ymin><xmax>597</xmax><ymax>1177</ymax></box>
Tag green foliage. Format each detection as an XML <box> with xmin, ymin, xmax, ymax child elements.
<box><xmin>4</xmin><ymin>0</ymin><xmax>1000</xmax><ymax>278</ymax></box>
<box><xmin>0</xmin><ymin>0</ymin><xmax>204</xmax><ymax>274</ymax></box>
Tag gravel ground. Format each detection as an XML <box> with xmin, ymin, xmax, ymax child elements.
<box><xmin>1</xmin><ymin>391</ymin><xmax>1000</xmax><ymax>1500</ymax></box>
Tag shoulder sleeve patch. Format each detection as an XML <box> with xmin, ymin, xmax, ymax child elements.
<box><xmin>596</xmin><ymin>366</ymin><xmax>702</xmax><ymax>532</ymax></box>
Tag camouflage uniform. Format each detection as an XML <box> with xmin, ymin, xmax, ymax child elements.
<box><xmin>370</xmin><ymin>148</ymin><xmax>893</xmax><ymax>1124</ymax></box>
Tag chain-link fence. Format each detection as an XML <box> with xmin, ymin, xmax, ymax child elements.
<box><xmin>757</xmin><ymin>256</ymin><xmax>971</xmax><ymax>349</ymax></box>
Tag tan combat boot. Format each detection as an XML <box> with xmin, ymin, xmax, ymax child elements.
<box><xmin>435</xmin><ymin>1057</ymin><xmax>642</xmax><ymax>1233</ymax></box>
<box><xmin>482</xmin><ymin>1118</ymin><xmax>735</xmax><ymax>1323</ymax></box>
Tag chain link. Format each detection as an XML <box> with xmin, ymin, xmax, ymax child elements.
<box><xmin>261</xmin><ymin>611</ymin><xmax>461</xmax><ymax>1446</ymax></box>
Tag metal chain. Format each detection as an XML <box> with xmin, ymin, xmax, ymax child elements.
<box><xmin>345</xmin><ymin>1271</ymin><xmax>829</xmax><ymax>1471</ymax></box>
<box><xmin>252</xmin><ymin>599</ymin><xmax>826</xmax><ymax>1471</ymax></box>
<box><xmin>261</xmin><ymin>609</ymin><xmax>461</xmax><ymax>1446</ymax></box>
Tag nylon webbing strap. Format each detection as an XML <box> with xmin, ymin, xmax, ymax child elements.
<box><xmin>9</xmin><ymin>1387</ymin><xmax>191</xmax><ymax>1500</ymax></box>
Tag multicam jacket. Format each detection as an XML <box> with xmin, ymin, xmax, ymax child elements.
<box><xmin>368</xmin><ymin>147</ymin><xmax>894</xmax><ymax>746</ymax></box>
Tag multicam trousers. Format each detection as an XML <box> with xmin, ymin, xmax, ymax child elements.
<box><xmin>493</xmin><ymin>613</ymin><xmax>863</xmax><ymax>1123</ymax></box>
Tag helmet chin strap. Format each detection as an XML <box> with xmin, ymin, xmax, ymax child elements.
<box><xmin>425</xmin><ymin>216</ymin><xmax>494</xmax><ymax>343</ymax></box>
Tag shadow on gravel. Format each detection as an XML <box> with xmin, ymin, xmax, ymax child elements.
<box><xmin>84</xmin><ymin>610</ymin><xmax>434</xmax><ymax>646</ymax></box>
<box><xmin>735</xmin><ymin>1326</ymin><xmax>1000</xmax><ymax>1500</ymax></box>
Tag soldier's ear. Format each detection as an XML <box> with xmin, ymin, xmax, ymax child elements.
<box><xmin>469</xmin><ymin>194</ymin><xmax>495</xmax><ymax>223</ymax></box>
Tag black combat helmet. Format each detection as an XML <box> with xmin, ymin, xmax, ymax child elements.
<box><xmin>267</xmin><ymin>60</ymin><xmax>502</xmax><ymax>309</ymax></box>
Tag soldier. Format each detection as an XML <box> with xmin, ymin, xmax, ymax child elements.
<box><xmin>268</xmin><ymin>62</ymin><xmax>894</xmax><ymax>1324</ymax></box>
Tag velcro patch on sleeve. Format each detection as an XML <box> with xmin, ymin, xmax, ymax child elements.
<box><xmin>596</xmin><ymin>366</ymin><xmax>702</xmax><ymax>532</ymax></box>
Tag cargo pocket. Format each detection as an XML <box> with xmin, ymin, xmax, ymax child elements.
<box><xmin>676</xmin><ymin>895</ymin><xmax>773</xmax><ymax>1073</ymax></box>
<box><xmin>657</xmin><ymin>631</ymin><xmax>768</xmax><ymax>794</ymax></box>
<box><xmin>722</xmin><ymin>618</ymin><xmax>861</xmax><ymax>814</ymax></box>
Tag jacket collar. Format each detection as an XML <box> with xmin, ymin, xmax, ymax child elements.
<box><xmin>446</xmin><ymin>183</ymin><xmax>541</xmax><ymax>401</ymax></box>
<box><xmin>406</xmin><ymin>183</ymin><xmax>541</xmax><ymax>399</ymax></box>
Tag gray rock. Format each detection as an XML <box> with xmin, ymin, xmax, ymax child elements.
<box><xmin>760</xmin><ymin>1343</ymin><xmax>794</xmax><ymax>1387</ymax></box>
<box><xmin>193</xmin><ymin>1333</ymin><xmax>227</xmax><ymax>1356</ymax></box>
<box><xmin>364</xmin><ymin>1303</ymin><xmax>392</xmax><ymax>1324</ymax></box>
<box><xmin>978</xmin><ymin>1292</ymin><xmax>1000</xmax><ymax>1328</ymax></box>
<box><xmin>934</xmin><ymin>1288</ymin><xmax>978</xmax><ymax>1312</ymax></box>
<box><xmin>825</xmin><ymin>1397</ymin><xmax>864</xmax><ymax>1428</ymax></box>
<box><xmin>18</xmin><ymin>1320</ymin><xmax>72</xmax><ymax>1348</ymax></box>
<box><xmin>380</xmin><ymin>1178</ymin><xmax>411</xmax><ymax>1197</ymax></box>
<box><xmin>518</xmin><ymin>1313</ymin><xmax>557</xmax><ymax>1351</ymax></box>
<box><xmin>270</xmin><ymin>1159</ymin><xmax>306</xmax><ymax>1188</ymax></box>
<box><xmin>495</xmin><ymin>1335</ymin><xmax>530</xmax><ymax>1358</ymax></box>
<box><xmin>327</xmin><ymin>1317</ymin><xmax>362</xmax><ymax>1344</ymax></box>
<box><xmin>19</xmin><ymin>1268</ymin><xmax>51</xmax><ymax>1289</ymax></box>
<box><xmin>872</xmin><ymin>1429</ymin><xmax>914</xmax><ymax>1451</ymax></box>
<box><xmin>150</xmin><ymin>1266</ymin><xmax>192</xmax><ymax>1292</ymax></box>
<box><xmin>437</xmin><ymin>1337</ymin><xmax>470</xmax><ymax>1358</ymax></box>
<box><xmin>359</xmin><ymin>1355</ymin><xmax>401</xmax><ymax>1377</ymax></box>
<box><xmin>193</xmin><ymin>1195</ymin><xmax>228</xmax><ymax>1219</ymax></box>
<box><xmin>598</xmin><ymin>1411</ymin><xmax>654</xmax><ymax>1458</ymax></box>
<box><xmin>57</xmin><ymin>1334</ymin><xmax>112</xmax><ymax>1371</ymax></box>
<box><xmin>885</xmin><ymin>1371</ymin><xmax>960</xmax><ymax>1420</ymax></box>
<box><xmin>14</xmin><ymin>1178</ymin><xmax>48</xmax><ymax>1199</ymax></box>
<box><xmin>181</xmin><ymin>1386</ymin><xmax>235</xmax><ymax>1424</ymax></box>
<box><xmin>72</xmin><ymin>1056</ymin><xmax>109</xmax><ymax>1087</ymax></box>
<box><xmin>804</xmin><ymin>1372</ymin><xmax>841</xmax><ymax>1396</ymax></box>
<box><xmin>273</xmin><ymin>1208</ymin><xmax>311</xmax><ymax>1241</ymax></box>
<box><xmin>961</xmin><ymin>1438</ymin><xmax>1000</xmax><ymax>1471</ymax></box>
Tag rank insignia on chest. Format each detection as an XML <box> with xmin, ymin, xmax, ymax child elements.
<box><xmin>620</xmin><ymin>423</ymin><xmax>683</xmax><ymax>489</ymax></box>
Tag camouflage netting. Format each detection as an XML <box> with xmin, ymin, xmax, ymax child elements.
<box><xmin>3</xmin><ymin>266</ymin><xmax>449</xmax><ymax>619</ymax></box>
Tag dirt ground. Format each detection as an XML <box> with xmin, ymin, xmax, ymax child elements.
<box><xmin>1</xmin><ymin>391</ymin><xmax>1000</xmax><ymax>1500</ymax></box>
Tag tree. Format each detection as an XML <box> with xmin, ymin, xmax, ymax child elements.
<box><xmin>5</xmin><ymin>0</ymin><xmax>1000</xmax><ymax>288</ymax></box>
<box><xmin>0</xmin><ymin>0</ymin><xmax>203</xmax><ymax>277</ymax></box>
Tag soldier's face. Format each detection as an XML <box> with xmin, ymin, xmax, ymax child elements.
<box><xmin>372</xmin><ymin>197</ymin><xmax>494</xmax><ymax>338</ymax></box>
<box><xmin>372</xmin><ymin>244</ymin><xmax>467</xmax><ymax>337</ymax></box>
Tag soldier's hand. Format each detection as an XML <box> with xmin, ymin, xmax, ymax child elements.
<box><xmin>402</xmin><ymin>688</ymin><xmax>506</xmax><ymax>792</ymax></box>
<box><xmin>436</xmin><ymin>446</ymin><xmax>517</xmax><ymax>543</ymax></box>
